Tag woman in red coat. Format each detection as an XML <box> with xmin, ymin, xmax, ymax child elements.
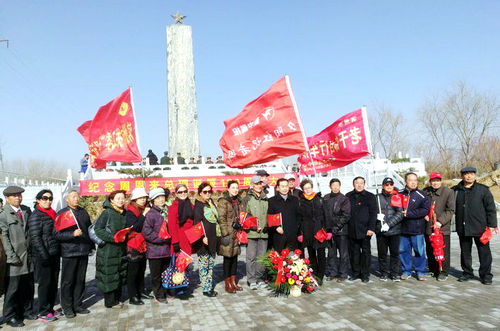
<box><xmin>168</xmin><ymin>184</ymin><xmax>194</xmax><ymax>255</ymax></box>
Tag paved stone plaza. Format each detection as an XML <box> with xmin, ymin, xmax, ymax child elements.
<box><xmin>3</xmin><ymin>232</ymin><xmax>500</xmax><ymax>330</ymax></box>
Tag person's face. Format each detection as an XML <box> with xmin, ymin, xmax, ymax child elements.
<box><xmin>153</xmin><ymin>195</ymin><xmax>166</xmax><ymax>207</ymax></box>
<box><xmin>430</xmin><ymin>178</ymin><xmax>442</xmax><ymax>189</ymax></box>
<box><xmin>6</xmin><ymin>194</ymin><xmax>22</xmax><ymax>207</ymax></box>
<box><xmin>405</xmin><ymin>174</ymin><xmax>418</xmax><ymax>190</ymax></box>
<box><xmin>135</xmin><ymin>196</ymin><xmax>147</xmax><ymax>207</ymax></box>
<box><xmin>176</xmin><ymin>187</ymin><xmax>189</xmax><ymax>200</ymax></box>
<box><xmin>462</xmin><ymin>172</ymin><xmax>476</xmax><ymax>184</ymax></box>
<box><xmin>252</xmin><ymin>182</ymin><xmax>264</xmax><ymax>194</ymax></box>
<box><xmin>383</xmin><ymin>183</ymin><xmax>394</xmax><ymax>194</ymax></box>
<box><xmin>66</xmin><ymin>192</ymin><xmax>80</xmax><ymax>208</ymax></box>
<box><xmin>199</xmin><ymin>186</ymin><xmax>213</xmax><ymax>201</ymax></box>
<box><xmin>85</xmin><ymin>155</ymin><xmax>89</xmax><ymax>160</ymax></box>
<box><xmin>277</xmin><ymin>180</ymin><xmax>289</xmax><ymax>195</ymax></box>
<box><xmin>111</xmin><ymin>193</ymin><xmax>126</xmax><ymax>208</ymax></box>
<box><xmin>303</xmin><ymin>183</ymin><xmax>314</xmax><ymax>195</ymax></box>
<box><xmin>330</xmin><ymin>182</ymin><xmax>341</xmax><ymax>194</ymax></box>
<box><xmin>353</xmin><ymin>179</ymin><xmax>365</xmax><ymax>192</ymax></box>
<box><xmin>287</xmin><ymin>179</ymin><xmax>295</xmax><ymax>189</ymax></box>
<box><xmin>228</xmin><ymin>183</ymin><xmax>239</xmax><ymax>197</ymax></box>
<box><xmin>37</xmin><ymin>192</ymin><xmax>53</xmax><ymax>209</ymax></box>
<box><xmin>260</xmin><ymin>175</ymin><xmax>268</xmax><ymax>185</ymax></box>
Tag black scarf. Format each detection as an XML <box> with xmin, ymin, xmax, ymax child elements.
<box><xmin>178</xmin><ymin>198</ymin><xmax>193</xmax><ymax>227</ymax></box>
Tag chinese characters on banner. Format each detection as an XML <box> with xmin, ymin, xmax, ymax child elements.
<box><xmin>79</xmin><ymin>173</ymin><xmax>294</xmax><ymax>196</ymax></box>
<box><xmin>219</xmin><ymin>75</ymin><xmax>307</xmax><ymax>168</ymax></box>
<box><xmin>297</xmin><ymin>108</ymin><xmax>372</xmax><ymax>175</ymax></box>
<box><xmin>77</xmin><ymin>88</ymin><xmax>142</xmax><ymax>169</ymax></box>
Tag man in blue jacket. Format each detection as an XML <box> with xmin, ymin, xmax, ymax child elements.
<box><xmin>399</xmin><ymin>172</ymin><xmax>430</xmax><ymax>281</ymax></box>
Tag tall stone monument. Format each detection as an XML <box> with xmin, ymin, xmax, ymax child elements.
<box><xmin>166</xmin><ymin>12</ymin><xmax>200</xmax><ymax>159</ymax></box>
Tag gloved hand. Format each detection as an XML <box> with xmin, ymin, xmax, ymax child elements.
<box><xmin>381</xmin><ymin>221</ymin><xmax>390</xmax><ymax>232</ymax></box>
<box><xmin>326</xmin><ymin>233</ymin><xmax>333</xmax><ymax>240</ymax></box>
<box><xmin>232</xmin><ymin>222</ymin><xmax>242</xmax><ymax>230</ymax></box>
<box><xmin>262</xmin><ymin>227</ymin><xmax>269</xmax><ymax>234</ymax></box>
<box><xmin>297</xmin><ymin>234</ymin><xmax>303</xmax><ymax>243</ymax></box>
<box><xmin>173</xmin><ymin>243</ymin><xmax>181</xmax><ymax>253</ymax></box>
<box><xmin>377</xmin><ymin>213</ymin><xmax>385</xmax><ymax>222</ymax></box>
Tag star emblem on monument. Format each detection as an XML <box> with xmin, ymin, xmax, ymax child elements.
<box><xmin>171</xmin><ymin>11</ymin><xmax>186</xmax><ymax>24</ymax></box>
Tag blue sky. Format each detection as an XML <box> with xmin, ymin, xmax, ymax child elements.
<box><xmin>1</xmin><ymin>1</ymin><xmax>499</xmax><ymax>171</ymax></box>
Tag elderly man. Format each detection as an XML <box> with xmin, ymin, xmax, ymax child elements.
<box><xmin>0</xmin><ymin>186</ymin><xmax>35</xmax><ymax>327</ymax></box>
<box><xmin>285</xmin><ymin>174</ymin><xmax>302</xmax><ymax>198</ymax></box>
<box><xmin>424</xmin><ymin>172</ymin><xmax>455</xmax><ymax>281</ymax></box>
<box><xmin>453</xmin><ymin>166</ymin><xmax>498</xmax><ymax>285</ymax></box>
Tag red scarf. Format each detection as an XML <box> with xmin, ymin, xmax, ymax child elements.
<box><xmin>126</xmin><ymin>204</ymin><xmax>141</xmax><ymax>218</ymax></box>
<box><xmin>36</xmin><ymin>205</ymin><xmax>56</xmax><ymax>220</ymax></box>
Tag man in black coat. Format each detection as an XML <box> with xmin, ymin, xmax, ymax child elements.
<box><xmin>453</xmin><ymin>166</ymin><xmax>498</xmax><ymax>285</ymax></box>
<box><xmin>346</xmin><ymin>176</ymin><xmax>377</xmax><ymax>283</ymax></box>
<box><xmin>323</xmin><ymin>178</ymin><xmax>351</xmax><ymax>282</ymax></box>
<box><xmin>267</xmin><ymin>178</ymin><xmax>302</xmax><ymax>252</ymax></box>
<box><xmin>55</xmin><ymin>190</ymin><xmax>94</xmax><ymax>317</ymax></box>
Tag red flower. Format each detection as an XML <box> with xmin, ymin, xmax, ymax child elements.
<box><xmin>284</xmin><ymin>267</ymin><xmax>290</xmax><ymax>272</ymax></box>
<box><xmin>287</xmin><ymin>260</ymin><xmax>293</xmax><ymax>265</ymax></box>
<box><xmin>303</xmin><ymin>258</ymin><xmax>310</xmax><ymax>264</ymax></box>
<box><xmin>280</xmin><ymin>249</ymin><xmax>290</xmax><ymax>257</ymax></box>
<box><xmin>273</xmin><ymin>265</ymin><xmax>278</xmax><ymax>270</ymax></box>
<box><xmin>292</xmin><ymin>275</ymin><xmax>298</xmax><ymax>280</ymax></box>
<box><xmin>272</xmin><ymin>257</ymin><xmax>280</xmax><ymax>265</ymax></box>
<box><xmin>294</xmin><ymin>249</ymin><xmax>302</xmax><ymax>256</ymax></box>
<box><xmin>281</xmin><ymin>276</ymin><xmax>286</xmax><ymax>283</ymax></box>
<box><xmin>306</xmin><ymin>286</ymin><xmax>313</xmax><ymax>292</ymax></box>
<box><xmin>268</xmin><ymin>251</ymin><xmax>278</xmax><ymax>259</ymax></box>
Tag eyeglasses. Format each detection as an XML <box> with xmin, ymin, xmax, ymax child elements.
<box><xmin>176</xmin><ymin>190</ymin><xmax>188</xmax><ymax>194</ymax></box>
<box><xmin>201</xmin><ymin>190</ymin><xmax>213</xmax><ymax>194</ymax></box>
<box><xmin>41</xmin><ymin>196</ymin><xmax>53</xmax><ymax>201</ymax></box>
<box><xmin>383</xmin><ymin>183</ymin><xmax>394</xmax><ymax>186</ymax></box>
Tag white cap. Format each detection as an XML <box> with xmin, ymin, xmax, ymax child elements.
<box><xmin>284</xmin><ymin>174</ymin><xmax>296</xmax><ymax>181</ymax></box>
<box><xmin>130</xmin><ymin>188</ymin><xmax>148</xmax><ymax>201</ymax></box>
<box><xmin>149</xmin><ymin>187</ymin><xmax>165</xmax><ymax>201</ymax></box>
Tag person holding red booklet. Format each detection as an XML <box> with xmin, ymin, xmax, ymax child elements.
<box><xmin>452</xmin><ymin>166</ymin><xmax>498</xmax><ymax>285</ymax></box>
<box><xmin>216</xmin><ymin>180</ymin><xmax>243</xmax><ymax>293</ymax></box>
<box><xmin>297</xmin><ymin>179</ymin><xmax>327</xmax><ymax>285</ymax></box>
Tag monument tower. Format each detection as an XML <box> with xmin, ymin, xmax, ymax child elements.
<box><xmin>166</xmin><ymin>12</ymin><xmax>200</xmax><ymax>159</ymax></box>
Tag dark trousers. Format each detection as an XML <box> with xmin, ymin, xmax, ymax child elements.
<box><xmin>2</xmin><ymin>271</ymin><xmax>34</xmax><ymax>320</ymax></box>
<box><xmin>376</xmin><ymin>234</ymin><xmax>400</xmax><ymax>278</ymax></box>
<box><xmin>459</xmin><ymin>235</ymin><xmax>493</xmax><ymax>281</ymax></box>
<box><xmin>272</xmin><ymin>233</ymin><xmax>298</xmax><ymax>252</ymax></box>
<box><xmin>36</xmin><ymin>255</ymin><xmax>60</xmax><ymax>316</ymax></box>
<box><xmin>60</xmin><ymin>256</ymin><xmax>88</xmax><ymax>314</ymax></box>
<box><xmin>306</xmin><ymin>247</ymin><xmax>326</xmax><ymax>280</ymax></box>
<box><xmin>223</xmin><ymin>256</ymin><xmax>238</xmax><ymax>278</ymax></box>
<box><xmin>148</xmin><ymin>258</ymin><xmax>169</xmax><ymax>300</ymax></box>
<box><xmin>425</xmin><ymin>234</ymin><xmax>450</xmax><ymax>276</ymax></box>
<box><xmin>127</xmin><ymin>259</ymin><xmax>146</xmax><ymax>299</ymax></box>
<box><xmin>103</xmin><ymin>288</ymin><xmax>122</xmax><ymax>308</ymax></box>
<box><xmin>326</xmin><ymin>235</ymin><xmax>350</xmax><ymax>278</ymax></box>
<box><xmin>349</xmin><ymin>236</ymin><xmax>372</xmax><ymax>280</ymax></box>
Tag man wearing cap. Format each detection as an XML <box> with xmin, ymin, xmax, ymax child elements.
<box><xmin>285</xmin><ymin>174</ymin><xmax>302</xmax><ymax>198</ymax></box>
<box><xmin>453</xmin><ymin>166</ymin><xmax>498</xmax><ymax>285</ymax></box>
<box><xmin>255</xmin><ymin>170</ymin><xmax>273</xmax><ymax>198</ymax></box>
<box><xmin>424</xmin><ymin>172</ymin><xmax>455</xmax><ymax>281</ymax></box>
<box><xmin>241</xmin><ymin>175</ymin><xmax>269</xmax><ymax>290</ymax></box>
<box><xmin>160</xmin><ymin>151</ymin><xmax>171</xmax><ymax>165</ymax></box>
<box><xmin>0</xmin><ymin>186</ymin><xmax>35</xmax><ymax>327</ymax></box>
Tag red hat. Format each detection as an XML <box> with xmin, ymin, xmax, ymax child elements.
<box><xmin>429</xmin><ymin>172</ymin><xmax>442</xmax><ymax>180</ymax></box>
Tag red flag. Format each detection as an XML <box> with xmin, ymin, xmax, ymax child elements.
<box><xmin>390</xmin><ymin>194</ymin><xmax>402</xmax><ymax>208</ymax></box>
<box><xmin>401</xmin><ymin>195</ymin><xmax>409</xmax><ymax>210</ymax></box>
<box><xmin>267</xmin><ymin>213</ymin><xmax>282</xmax><ymax>227</ymax></box>
<box><xmin>77</xmin><ymin>88</ymin><xmax>142</xmax><ymax>169</ymax></box>
<box><xmin>236</xmin><ymin>230</ymin><xmax>248</xmax><ymax>244</ymax></box>
<box><xmin>114</xmin><ymin>226</ymin><xmax>132</xmax><ymax>243</ymax></box>
<box><xmin>127</xmin><ymin>232</ymin><xmax>147</xmax><ymax>253</ymax></box>
<box><xmin>54</xmin><ymin>210</ymin><xmax>77</xmax><ymax>232</ymax></box>
<box><xmin>480</xmin><ymin>227</ymin><xmax>493</xmax><ymax>245</ymax></box>
<box><xmin>175</xmin><ymin>250</ymin><xmax>193</xmax><ymax>273</ymax></box>
<box><xmin>314</xmin><ymin>228</ymin><xmax>328</xmax><ymax>243</ymax></box>
<box><xmin>297</xmin><ymin>108</ymin><xmax>371</xmax><ymax>175</ymax></box>
<box><xmin>184</xmin><ymin>222</ymin><xmax>205</xmax><ymax>244</ymax></box>
<box><xmin>239</xmin><ymin>211</ymin><xmax>249</xmax><ymax>224</ymax></box>
<box><xmin>219</xmin><ymin>76</ymin><xmax>307</xmax><ymax>168</ymax></box>
<box><xmin>242</xmin><ymin>216</ymin><xmax>258</xmax><ymax>230</ymax></box>
<box><xmin>158</xmin><ymin>220</ymin><xmax>171</xmax><ymax>240</ymax></box>
<box><xmin>428</xmin><ymin>201</ymin><xmax>436</xmax><ymax>220</ymax></box>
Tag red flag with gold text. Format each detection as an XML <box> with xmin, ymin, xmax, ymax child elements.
<box><xmin>77</xmin><ymin>88</ymin><xmax>142</xmax><ymax>169</ymax></box>
<box><xmin>219</xmin><ymin>76</ymin><xmax>307</xmax><ymax>168</ymax></box>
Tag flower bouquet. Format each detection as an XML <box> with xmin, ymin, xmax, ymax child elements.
<box><xmin>258</xmin><ymin>249</ymin><xmax>317</xmax><ymax>297</ymax></box>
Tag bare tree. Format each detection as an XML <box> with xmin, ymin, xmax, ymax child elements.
<box><xmin>368</xmin><ymin>104</ymin><xmax>408</xmax><ymax>159</ymax></box>
<box><xmin>472</xmin><ymin>135</ymin><xmax>500</xmax><ymax>172</ymax></box>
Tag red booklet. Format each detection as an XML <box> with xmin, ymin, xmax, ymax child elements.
<box><xmin>267</xmin><ymin>213</ymin><xmax>282</xmax><ymax>227</ymax></box>
<box><xmin>314</xmin><ymin>228</ymin><xmax>328</xmax><ymax>243</ymax></box>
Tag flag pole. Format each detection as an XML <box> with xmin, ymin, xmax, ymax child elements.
<box><xmin>363</xmin><ymin>105</ymin><xmax>382</xmax><ymax>213</ymax></box>
<box><xmin>285</xmin><ymin>75</ymin><xmax>321</xmax><ymax>190</ymax></box>
<box><xmin>129</xmin><ymin>86</ymin><xmax>146</xmax><ymax>180</ymax></box>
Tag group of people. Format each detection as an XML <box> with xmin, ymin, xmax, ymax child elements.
<box><xmin>0</xmin><ymin>166</ymin><xmax>497</xmax><ymax>328</ymax></box>
<box><xmin>146</xmin><ymin>150</ymin><xmax>224</xmax><ymax>166</ymax></box>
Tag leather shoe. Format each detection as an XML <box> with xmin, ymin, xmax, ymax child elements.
<box><xmin>458</xmin><ymin>275</ymin><xmax>473</xmax><ymax>282</ymax></box>
<box><xmin>24</xmin><ymin>313</ymin><xmax>37</xmax><ymax>320</ymax></box>
<box><xmin>130</xmin><ymin>296</ymin><xmax>145</xmax><ymax>305</ymax></box>
<box><xmin>141</xmin><ymin>293</ymin><xmax>154</xmax><ymax>300</ymax></box>
<box><xmin>481</xmin><ymin>279</ymin><xmax>492</xmax><ymax>285</ymax></box>
<box><xmin>203</xmin><ymin>290</ymin><xmax>218</xmax><ymax>297</ymax></box>
<box><xmin>75</xmin><ymin>308</ymin><xmax>90</xmax><ymax>314</ymax></box>
<box><xmin>7</xmin><ymin>317</ymin><xmax>25</xmax><ymax>327</ymax></box>
<box><xmin>65</xmin><ymin>312</ymin><xmax>76</xmax><ymax>319</ymax></box>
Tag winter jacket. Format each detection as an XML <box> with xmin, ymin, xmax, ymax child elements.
<box><xmin>424</xmin><ymin>186</ymin><xmax>455</xmax><ymax>235</ymax></box>
<box><xmin>375</xmin><ymin>191</ymin><xmax>403</xmax><ymax>236</ymax></box>
<box><xmin>241</xmin><ymin>189</ymin><xmax>269</xmax><ymax>240</ymax></box>
<box><xmin>267</xmin><ymin>194</ymin><xmax>302</xmax><ymax>246</ymax></box>
<box><xmin>193</xmin><ymin>198</ymin><xmax>220</xmax><ymax>256</ymax></box>
<box><xmin>94</xmin><ymin>200</ymin><xmax>127</xmax><ymax>293</ymax></box>
<box><xmin>28</xmin><ymin>208</ymin><xmax>60</xmax><ymax>260</ymax></box>
<box><xmin>346</xmin><ymin>190</ymin><xmax>377</xmax><ymax>239</ymax></box>
<box><xmin>216</xmin><ymin>192</ymin><xmax>241</xmax><ymax>257</ymax></box>
<box><xmin>298</xmin><ymin>193</ymin><xmax>326</xmax><ymax>249</ymax></box>
<box><xmin>452</xmin><ymin>181</ymin><xmax>498</xmax><ymax>237</ymax></box>
<box><xmin>54</xmin><ymin>206</ymin><xmax>94</xmax><ymax>258</ymax></box>
<box><xmin>0</xmin><ymin>204</ymin><xmax>33</xmax><ymax>276</ymax></box>
<box><xmin>142</xmin><ymin>205</ymin><xmax>171</xmax><ymax>259</ymax></box>
<box><xmin>168</xmin><ymin>199</ymin><xmax>194</xmax><ymax>255</ymax></box>
<box><xmin>323</xmin><ymin>192</ymin><xmax>350</xmax><ymax>236</ymax></box>
<box><xmin>400</xmin><ymin>188</ymin><xmax>431</xmax><ymax>236</ymax></box>
<box><xmin>125</xmin><ymin>204</ymin><xmax>146</xmax><ymax>261</ymax></box>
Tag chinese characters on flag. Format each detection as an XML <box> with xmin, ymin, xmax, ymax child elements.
<box><xmin>77</xmin><ymin>88</ymin><xmax>142</xmax><ymax>169</ymax></box>
<box><xmin>297</xmin><ymin>108</ymin><xmax>372</xmax><ymax>175</ymax></box>
<box><xmin>219</xmin><ymin>75</ymin><xmax>307</xmax><ymax>168</ymax></box>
